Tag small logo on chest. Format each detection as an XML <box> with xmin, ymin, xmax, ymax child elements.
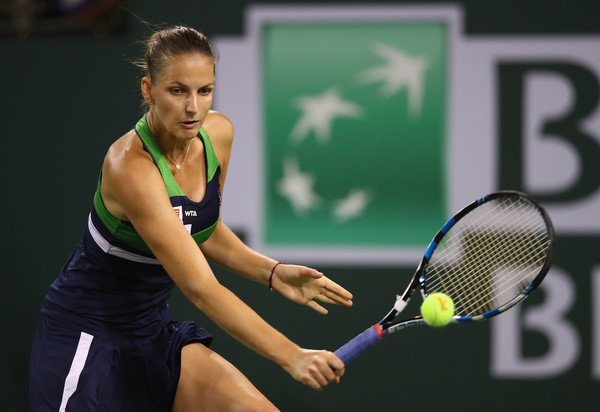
<box><xmin>182</xmin><ymin>205</ymin><xmax>200</xmax><ymax>225</ymax></box>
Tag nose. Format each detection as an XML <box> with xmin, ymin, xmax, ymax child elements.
<box><xmin>186</xmin><ymin>95</ymin><xmax>198</xmax><ymax>114</ymax></box>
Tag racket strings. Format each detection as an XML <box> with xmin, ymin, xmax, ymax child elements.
<box><xmin>436</xmin><ymin>205</ymin><xmax>548</xmax><ymax>315</ymax></box>
<box><xmin>432</xmin><ymin>234</ymin><xmax>531</xmax><ymax>315</ymax></box>
<box><xmin>424</xmin><ymin>196</ymin><xmax>551</xmax><ymax>317</ymax></box>
<box><xmin>455</xmin><ymin>228</ymin><xmax>543</xmax><ymax>315</ymax></box>
<box><xmin>442</xmin><ymin>207</ymin><xmax>547</xmax><ymax>315</ymax></box>
<box><xmin>453</xmin><ymin>207</ymin><xmax>546</xmax><ymax>313</ymax></box>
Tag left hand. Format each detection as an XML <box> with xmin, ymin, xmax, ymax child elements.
<box><xmin>270</xmin><ymin>264</ymin><xmax>353</xmax><ymax>314</ymax></box>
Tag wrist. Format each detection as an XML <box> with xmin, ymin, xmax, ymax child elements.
<box><xmin>272</xmin><ymin>339</ymin><xmax>302</xmax><ymax>371</ymax></box>
<box><xmin>268</xmin><ymin>262</ymin><xmax>285</xmax><ymax>291</ymax></box>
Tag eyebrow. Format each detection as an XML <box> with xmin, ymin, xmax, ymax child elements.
<box><xmin>168</xmin><ymin>81</ymin><xmax>215</xmax><ymax>88</ymax></box>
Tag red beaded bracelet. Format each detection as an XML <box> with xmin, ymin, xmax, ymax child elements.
<box><xmin>268</xmin><ymin>262</ymin><xmax>284</xmax><ymax>291</ymax></box>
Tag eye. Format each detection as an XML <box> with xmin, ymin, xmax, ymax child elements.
<box><xmin>170</xmin><ymin>87</ymin><xmax>183</xmax><ymax>95</ymax></box>
<box><xmin>199</xmin><ymin>87</ymin><xmax>214</xmax><ymax>96</ymax></box>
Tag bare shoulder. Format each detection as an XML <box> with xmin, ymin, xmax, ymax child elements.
<box><xmin>203</xmin><ymin>111</ymin><xmax>234</xmax><ymax>147</ymax></box>
<box><xmin>102</xmin><ymin>129</ymin><xmax>163</xmax><ymax>220</ymax></box>
<box><xmin>202</xmin><ymin>110</ymin><xmax>234</xmax><ymax>165</ymax></box>
<box><xmin>104</xmin><ymin>130</ymin><xmax>154</xmax><ymax>177</ymax></box>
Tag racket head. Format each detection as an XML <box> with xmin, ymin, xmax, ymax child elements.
<box><xmin>415</xmin><ymin>191</ymin><xmax>555</xmax><ymax>323</ymax></box>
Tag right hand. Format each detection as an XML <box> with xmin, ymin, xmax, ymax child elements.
<box><xmin>284</xmin><ymin>348</ymin><xmax>345</xmax><ymax>390</ymax></box>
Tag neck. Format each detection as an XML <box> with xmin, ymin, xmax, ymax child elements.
<box><xmin>146</xmin><ymin>112</ymin><xmax>193</xmax><ymax>170</ymax></box>
<box><xmin>166</xmin><ymin>139</ymin><xmax>192</xmax><ymax>170</ymax></box>
<box><xmin>146</xmin><ymin>111</ymin><xmax>193</xmax><ymax>161</ymax></box>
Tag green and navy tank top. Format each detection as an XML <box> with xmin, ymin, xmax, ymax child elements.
<box><xmin>89</xmin><ymin>116</ymin><xmax>221</xmax><ymax>263</ymax></box>
<box><xmin>43</xmin><ymin>116</ymin><xmax>222</xmax><ymax>335</ymax></box>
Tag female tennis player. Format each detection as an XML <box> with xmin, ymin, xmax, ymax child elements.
<box><xmin>29</xmin><ymin>25</ymin><xmax>353</xmax><ymax>411</ymax></box>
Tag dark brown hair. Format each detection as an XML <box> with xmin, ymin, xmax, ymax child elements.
<box><xmin>138</xmin><ymin>25</ymin><xmax>217</xmax><ymax>80</ymax></box>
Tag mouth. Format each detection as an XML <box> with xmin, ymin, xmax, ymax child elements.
<box><xmin>181</xmin><ymin>120</ymin><xmax>199</xmax><ymax>128</ymax></box>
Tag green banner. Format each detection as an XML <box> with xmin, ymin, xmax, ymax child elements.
<box><xmin>262</xmin><ymin>21</ymin><xmax>448</xmax><ymax>246</ymax></box>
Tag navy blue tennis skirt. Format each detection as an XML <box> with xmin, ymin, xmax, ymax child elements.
<box><xmin>29</xmin><ymin>310</ymin><xmax>212</xmax><ymax>412</ymax></box>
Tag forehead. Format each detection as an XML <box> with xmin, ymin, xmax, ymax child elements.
<box><xmin>156</xmin><ymin>53</ymin><xmax>215</xmax><ymax>83</ymax></box>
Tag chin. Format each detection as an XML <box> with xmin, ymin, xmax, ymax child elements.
<box><xmin>178</xmin><ymin>127</ymin><xmax>200</xmax><ymax>139</ymax></box>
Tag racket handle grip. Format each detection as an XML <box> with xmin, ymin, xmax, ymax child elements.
<box><xmin>334</xmin><ymin>324</ymin><xmax>385</xmax><ymax>364</ymax></box>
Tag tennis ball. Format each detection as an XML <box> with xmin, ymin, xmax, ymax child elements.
<box><xmin>420</xmin><ymin>293</ymin><xmax>454</xmax><ymax>327</ymax></box>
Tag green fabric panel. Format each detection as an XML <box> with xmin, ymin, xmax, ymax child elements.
<box><xmin>93</xmin><ymin>172</ymin><xmax>119</xmax><ymax>233</ymax></box>
<box><xmin>191</xmin><ymin>220</ymin><xmax>219</xmax><ymax>245</ymax></box>
<box><xmin>93</xmin><ymin>172</ymin><xmax>154</xmax><ymax>254</ymax></box>
<box><xmin>198</xmin><ymin>126</ymin><xmax>219</xmax><ymax>182</ymax></box>
<box><xmin>134</xmin><ymin>116</ymin><xmax>184</xmax><ymax>197</ymax></box>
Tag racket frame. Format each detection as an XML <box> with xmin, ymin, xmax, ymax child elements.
<box><xmin>381</xmin><ymin>190</ymin><xmax>555</xmax><ymax>334</ymax></box>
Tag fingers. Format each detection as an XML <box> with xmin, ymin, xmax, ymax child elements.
<box><xmin>323</xmin><ymin>278</ymin><xmax>353</xmax><ymax>302</ymax></box>
<box><xmin>316</xmin><ymin>278</ymin><xmax>353</xmax><ymax>306</ymax></box>
<box><xmin>306</xmin><ymin>369</ymin><xmax>329</xmax><ymax>390</ymax></box>
<box><xmin>279</xmin><ymin>265</ymin><xmax>353</xmax><ymax>312</ymax></box>
<box><xmin>305</xmin><ymin>289</ymin><xmax>349</xmax><ymax>313</ymax></box>
<box><xmin>301</xmin><ymin>351</ymin><xmax>345</xmax><ymax>390</ymax></box>
<box><xmin>305</xmin><ymin>299</ymin><xmax>328</xmax><ymax>315</ymax></box>
<box><xmin>304</xmin><ymin>277</ymin><xmax>353</xmax><ymax>313</ymax></box>
<box><xmin>320</xmin><ymin>289</ymin><xmax>353</xmax><ymax>306</ymax></box>
<box><xmin>328</xmin><ymin>351</ymin><xmax>345</xmax><ymax>374</ymax></box>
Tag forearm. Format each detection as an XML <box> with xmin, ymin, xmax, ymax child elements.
<box><xmin>187</xmin><ymin>279</ymin><xmax>345</xmax><ymax>390</ymax></box>
<box><xmin>200</xmin><ymin>221</ymin><xmax>278</xmax><ymax>285</ymax></box>
<box><xmin>191</xmin><ymin>279</ymin><xmax>298</xmax><ymax>367</ymax></box>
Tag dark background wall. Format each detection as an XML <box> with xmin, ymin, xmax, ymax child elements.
<box><xmin>2</xmin><ymin>1</ymin><xmax>599</xmax><ymax>410</ymax></box>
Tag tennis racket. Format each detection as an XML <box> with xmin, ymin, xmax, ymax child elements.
<box><xmin>334</xmin><ymin>190</ymin><xmax>555</xmax><ymax>364</ymax></box>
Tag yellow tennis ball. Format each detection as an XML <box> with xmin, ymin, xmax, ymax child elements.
<box><xmin>420</xmin><ymin>293</ymin><xmax>455</xmax><ymax>327</ymax></box>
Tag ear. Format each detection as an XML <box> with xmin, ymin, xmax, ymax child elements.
<box><xmin>141</xmin><ymin>77</ymin><xmax>153</xmax><ymax>103</ymax></box>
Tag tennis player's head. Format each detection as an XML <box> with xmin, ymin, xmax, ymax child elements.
<box><xmin>138</xmin><ymin>26</ymin><xmax>218</xmax><ymax>139</ymax></box>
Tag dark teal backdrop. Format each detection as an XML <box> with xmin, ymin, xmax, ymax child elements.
<box><xmin>2</xmin><ymin>1</ymin><xmax>599</xmax><ymax>411</ymax></box>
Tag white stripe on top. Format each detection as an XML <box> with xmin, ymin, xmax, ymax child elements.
<box><xmin>88</xmin><ymin>214</ymin><xmax>160</xmax><ymax>265</ymax></box>
<box><xmin>59</xmin><ymin>332</ymin><xmax>94</xmax><ymax>412</ymax></box>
